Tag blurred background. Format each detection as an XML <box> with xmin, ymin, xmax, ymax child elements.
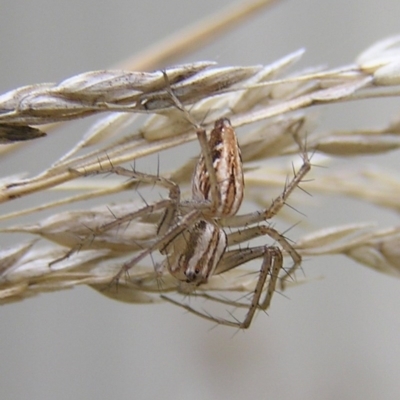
<box><xmin>1</xmin><ymin>1</ymin><xmax>400</xmax><ymax>399</ymax></box>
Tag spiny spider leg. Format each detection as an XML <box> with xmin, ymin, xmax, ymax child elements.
<box><xmin>49</xmin><ymin>197</ymin><xmax>174</xmax><ymax>266</ymax></box>
<box><xmin>83</xmin><ymin>164</ymin><xmax>181</xmax><ymax>238</ymax></box>
<box><xmin>218</xmin><ymin>224</ymin><xmax>299</xmax><ymax>276</ymax></box>
<box><xmin>214</xmin><ymin>221</ymin><xmax>301</xmax><ymax>291</ymax></box>
<box><xmin>50</xmin><ymin>164</ymin><xmax>181</xmax><ymax>265</ymax></box>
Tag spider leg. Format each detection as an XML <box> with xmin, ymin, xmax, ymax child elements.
<box><xmin>221</xmin><ymin>224</ymin><xmax>301</xmax><ymax>288</ymax></box>
<box><xmin>50</xmin><ymin>165</ymin><xmax>180</xmax><ymax>265</ymax></box>
<box><xmin>240</xmin><ymin>247</ymin><xmax>282</xmax><ymax>328</ymax></box>
<box><xmin>73</xmin><ymin>164</ymin><xmax>181</xmax><ymax>236</ymax></box>
<box><xmin>49</xmin><ymin>197</ymin><xmax>174</xmax><ymax>266</ymax></box>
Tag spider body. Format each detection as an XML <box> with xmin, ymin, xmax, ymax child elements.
<box><xmin>65</xmin><ymin>82</ymin><xmax>310</xmax><ymax>328</ymax></box>
<box><xmin>192</xmin><ymin>118</ymin><xmax>244</xmax><ymax>217</ymax></box>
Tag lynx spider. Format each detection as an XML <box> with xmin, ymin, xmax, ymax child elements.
<box><xmin>66</xmin><ymin>76</ymin><xmax>310</xmax><ymax>328</ymax></box>
<box><xmin>72</xmin><ymin>76</ymin><xmax>310</xmax><ymax>329</ymax></box>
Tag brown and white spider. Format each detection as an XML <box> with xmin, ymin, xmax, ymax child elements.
<box><xmin>64</xmin><ymin>78</ymin><xmax>310</xmax><ymax>328</ymax></box>
<box><xmin>82</xmin><ymin>121</ymin><xmax>309</xmax><ymax>328</ymax></box>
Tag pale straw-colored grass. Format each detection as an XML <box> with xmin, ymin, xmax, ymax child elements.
<box><xmin>0</xmin><ymin>0</ymin><xmax>399</xmax><ymax>320</ymax></box>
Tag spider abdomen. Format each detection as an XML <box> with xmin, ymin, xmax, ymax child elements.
<box><xmin>192</xmin><ymin>118</ymin><xmax>244</xmax><ymax>217</ymax></box>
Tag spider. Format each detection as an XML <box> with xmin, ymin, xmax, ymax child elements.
<box><xmin>81</xmin><ymin>122</ymin><xmax>309</xmax><ymax>329</ymax></box>
<box><xmin>63</xmin><ymin>77</ymin><xmax>310</xmax><ymax>328</ymax></box>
